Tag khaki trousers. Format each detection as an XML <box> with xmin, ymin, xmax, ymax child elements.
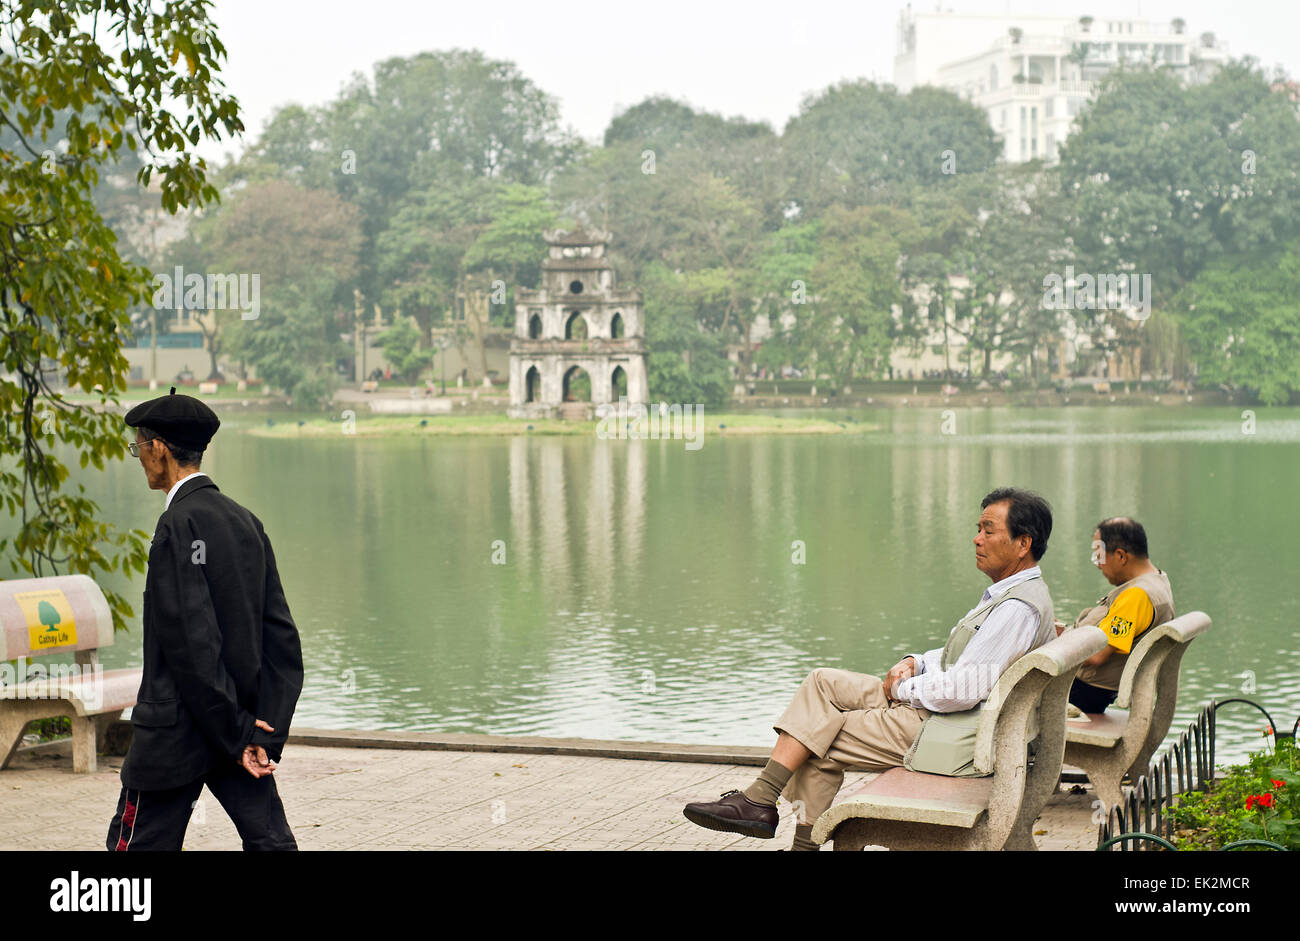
<box><xmin>774</xmin><ymin>668</ymin><xmax>929</xmax><ymax>824</ymax></box>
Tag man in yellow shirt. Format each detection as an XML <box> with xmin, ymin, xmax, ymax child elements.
<box><xmin>1060</xmin><ymin>517</ymin><xmax>1175</xmax><ymax>713</ymax></box>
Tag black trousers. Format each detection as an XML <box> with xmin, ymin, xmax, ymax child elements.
<box><xmin>107</xmin><ymin>761</ymin><xmax>297</xmax><ymax>851</ymax></box>
<box><xmin>1069</xmin><ymin>677</ymin><xmax>1119</xmax><ymax>714</ymax></box>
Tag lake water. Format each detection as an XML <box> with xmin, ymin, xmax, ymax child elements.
<box><xmin>73</xmin><ymin>405</ymin><xmax>1300</xmax><ymax>764</ymax></box>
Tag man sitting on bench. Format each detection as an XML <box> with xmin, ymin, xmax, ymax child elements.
<box><xmin>682</xmin><ymin>487</ymin><xmax>1057</xmax><ymax>851</ymax></box>
<box><xmin>1059</xmin><ymin>517</ymin><xmax>1174</xmax><ymax>714</ymax></box>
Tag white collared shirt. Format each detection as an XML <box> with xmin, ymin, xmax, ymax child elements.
<box><xmin>894</xmin><ymin>565</ymin><xmax>1044</xmax><ymax>713</ymax></box>
<box><xmin>164</xmin><ymin>471</ymin><xmax>209</xmax><ymax>511</ymax></box>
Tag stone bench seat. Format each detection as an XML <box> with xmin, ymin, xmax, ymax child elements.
<box><xmin>811</xmin><ymin>625</ymin><xmax>1109</xmax><ymax>851</ymax></box>
<box><xmin>0</xmin><ymin>667</ymin><xmax>142</xmax><ymax>716</ymax></box>
<box><xmin>1064</xmin><ymin>709</ymin><xmax>1129</xmax><ymax>747</ymax></box>
<box><xmin>0</xmin><ymin>574</ymin><xmax>138</xmax><ymax>773</ymax></box>
<box><xmin>1062</xmin><ymin>611</ymin><xmax>1211</xmax><ymax>810</ymax></box>
<box><xmin>818</xmin><ymin>767</ymin><xmax>994</xmax><ymax>830</ymax></box>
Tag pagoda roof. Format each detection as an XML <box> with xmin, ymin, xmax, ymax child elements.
<box><xmin>544</xmin><ymin>227</ymin><xmax>611</xmax><ymax>246</ymax></box>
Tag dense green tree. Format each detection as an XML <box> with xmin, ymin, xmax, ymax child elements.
<box><xmin>950</xmin><ymin>166</ymin><xmax>1071</xmax><ymax>380</ymax></box>
<box><xmin>784</xmin><ymin>205</ymin><xmax>919</xmax><ymax>387</ymax></box>
<box><xmin>640</xmin><ymin>263</ymin><xmax>731</xmax><ymax>407</ymax></box>
<box><xmin>1059</xmin><ymin>62</ymin><xmax>1300</xmax><ymax>300</ymax></box>
<box><xmin>463</xmin><ymin>183</ymin><xmax>558</xmax><ymax>319</ymax></box>
<box><xmin>602</xmin><ymin>96</ymin><xmax>785</xmax><ymax>230</ymax></box>
<box><xmin>236</xmin><ymin>279</ymin><xmax>349</xmax><ymax>407</ymax></box>
<box><xmin>373</xmin><ymin>317</ymin><xmax>428</xmax><ymax>384</ymax></box>
<box><xmin>0</xmin><ymin>0</ymin><xmax>242</xmax><ymax>630</ymax></box>
<box><xmin>86</xmin><ymin>40</ymin><xmax>1300</xmax><ymax>419</ymax></box>
<box><xmin>1174</xmin><ymin>241</ymin><xmax>1300</xmax><ymax>404</ymax></box>
<box><xmin>895</xmin><ymin>175</ymin><xmax>987</xmax><ymax>375</ymax></box>
<box><xmin>550</xmin><ymin>141</ymin><xmax>680</xmax><ymax>275</ymax></box>
<box><xmin>781</xmin><ymin>81</ymin><xmax>1001</xmax><ymax>215</ymax></box>
<box><xmin>152</xmin><ymin>230</ymin><xmax>217</xmax><ymax>376</ymax></box>
<box><xmin>375</xmin><ymin>179</ymin><xmax>490</xmax><ymax>342</ymax></box>
<box><xmin>557</xmin><ymin>97</ymin><xmax>785</xmax><ymax>272</ymax></box>
<box><xmin>658</xmin><ymin>171</ymin><xmax>768</xmax><ymax>366</ymax></box>
<box><xmin>751</xmin><ymin>219</ymin><xmax>820</xmax><ymax>368</ymax></box>
<box><xmin>603</xmin><ymin>97</ymin><xmax>771</xmax><ymax>151</ymax></box>
<box><xmin>248</xmin><ymin>50</ymin><xmax>581</xmax><ymax>316</ymax></box>
<box><xmin>202</xmin><ymin>180</ymin><xmax>362</xmax><ymax>403</ymax></box>
<box><xmin>556</xmin><ymin>107</ymin><xmax>783</xmax><ymax>397</ymax></box>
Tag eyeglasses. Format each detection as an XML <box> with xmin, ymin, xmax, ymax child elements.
<box><xmin>128</xmin><ymin>439</ymin><xmax>152</xmax><ymax>458</ymax></box>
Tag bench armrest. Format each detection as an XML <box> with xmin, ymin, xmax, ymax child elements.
<box><xmin>975</xmin><ymin>626</ymin><xmax>1108</xmax><ymax>773</ymax></box>
<box><xmin>1115</xmin><ymin>611</ymin><xmax>1210</xmax><ymax>708</ymax></box>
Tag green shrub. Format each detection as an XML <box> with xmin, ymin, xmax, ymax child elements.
<box><xmin>1169</xmin><ymin>737</ymin><xmax>1299</xmax><ymax>849</ymax></box>
<box><xmin>30</xmin><ymin>717</ymin><xmax>71</xmax><ymax>741</ymax></box>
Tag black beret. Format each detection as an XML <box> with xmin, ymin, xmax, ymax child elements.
<box><xmin>124</xmin><ymin>386</ymin><xmax>221</xmax><ymax>452</ymax></box>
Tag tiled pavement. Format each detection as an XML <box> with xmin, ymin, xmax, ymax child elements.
<box><xmin>0</xmin><ymin>743</ymin><xmax>1100</xmax><ymax>851</ymax></box>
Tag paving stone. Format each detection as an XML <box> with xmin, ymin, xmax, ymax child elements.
<box><xmin>0</xmin><ymin>743</ymin><xmax>1099</xmax><ymax>850</ymax></box>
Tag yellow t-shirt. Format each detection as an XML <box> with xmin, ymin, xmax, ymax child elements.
<box><xmin>1098</xmin><ymin>586</ymin><xmax>1156</xmax><ymax>654</ymax></box>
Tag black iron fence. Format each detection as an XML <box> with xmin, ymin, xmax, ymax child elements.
<box><xmin>1095</xmin><ymin>698</ymin><xmax>1296</xmax><ymax>851</ymax></box>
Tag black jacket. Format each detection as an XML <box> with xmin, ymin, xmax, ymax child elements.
<box><xmin>121</xmin><ymin>475</ymin><xmax>303</xmax><ymax>791</ymax></box>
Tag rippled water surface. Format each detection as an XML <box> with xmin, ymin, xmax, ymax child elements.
<box><xmin>81</xmin><ymin>406</ymin><xmax>1300</xmax><ymax>764</ymax></box>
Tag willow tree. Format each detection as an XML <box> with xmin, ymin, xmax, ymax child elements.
<box><xmin>0</xmin><ymin>0</ymin><xmax>242</xmax><ymax>630</ymax></box>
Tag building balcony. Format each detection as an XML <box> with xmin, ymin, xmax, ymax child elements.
<box><xmin>517</xmin><ymin>287</ymin><xmax>642</xmax><ymax>306</ymax></box>
<box><xmin>510</xmin><ymin>337</ymin><xmax>646</xmax><ymax>354</ymax></box>
<box><xmin>540</xmin><ymin>257</ymin><xmax>616</xmax><ymax>272</ymax></box>
<box><xmin>981</xmin><ymin>78</ymin><xmax>1096</xmax><ymax>104</ymax></box>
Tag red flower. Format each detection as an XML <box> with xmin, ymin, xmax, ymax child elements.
<box><xmin>1271</xmin><ymin>779</ymin><xmax>1286</xmax><ymax>789</ymax></box>
<box><xmin>1248</xmin><ymin>793</ymin><xmax>1275</xmax><ymax>810</ymax></box>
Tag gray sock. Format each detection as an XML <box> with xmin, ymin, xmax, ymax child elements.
<box><xmin>742</xmin><ymin>758</ymin><xmax>793</xmax><ymax>807</ymax></box>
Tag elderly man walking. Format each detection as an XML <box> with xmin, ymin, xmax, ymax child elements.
<box><xmin>106</xmin><ymin>388</ymin><xmax>303</xmax><ymax>851</ymax></box>
<box><xmin>683</xmin><ymin>487</ymin><xmax>1056</xmax><ymax>851</ymax></box>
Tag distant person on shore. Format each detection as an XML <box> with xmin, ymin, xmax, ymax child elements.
<box><xmin>1057</xmin><ymin>517</ymin><xmax>1174</xmax><ymax>714</ymax></box>
<box><xmin>682</xmin><ymin>487</ymin><xmax>1056</xmax><ymax>851</ymax></box>
<box><xmin>108</xmin><ymin>387</ymin><xmax>303</xmax><ymax>851</ymax></box>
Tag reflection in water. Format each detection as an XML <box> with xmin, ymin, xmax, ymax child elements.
<box><xmin>508</xmin><ymin>437</ymin><xmax>532</xmax><ymax>569</ymax></box>
<box><xmin>68</xmin><ymin>407</ymin><xmax>1300</xmax><ymax>764</ymax></box>
<box><xmin>621</xmin><ymin>439</ymin><xmax>646</xmax><ymax>574</ymax></box>
<box><xmin>539</xmin><ymin>441</ymin><xmax>569</xmax><ymax>595</ymax></box>
<box><xmin>586</xmin><ymin>441</ymin><xmax>613</xmax><ymax>612</ymax></box>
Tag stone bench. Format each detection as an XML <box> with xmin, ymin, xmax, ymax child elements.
<box><xmin>0</xmin><ymin>575</ymin><xmax>141</xmax><ymax>773</ymax></box>
<box><xmin>360</xmin><ymin>380</ymin><xmax>379</xmax><ymax>392</ymax></box>
<box><xmin>1062</xmin><ymin>611</ymin><xmax>1211</xmax><ymax>810</ymax></box>
<box><xmin>811</xmin><ymin>625</ymin><xmax>1108</xmax><ymax>850</ymax></box>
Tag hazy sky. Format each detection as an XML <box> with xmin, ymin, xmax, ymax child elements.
<box><xmin>198</xmin><ymin>0</ymin><xmax>1300</xmax><ymax>163</ymax></box>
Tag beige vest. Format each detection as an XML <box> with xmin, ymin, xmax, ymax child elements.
<box><xmin>1071</xmin><ymin>568</ymin><xmax>1175</xmax><ymax>691</ymax></box>
<box><xmin>904</xmin><ymin>573</ymin><xmax>1055</xmax><ymax>777</ymax></box>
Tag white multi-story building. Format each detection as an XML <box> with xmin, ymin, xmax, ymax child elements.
<box><xmin>894</xmin><ymin>7</ymin><xmax>1230</xmax><ymax>162</ymax></box>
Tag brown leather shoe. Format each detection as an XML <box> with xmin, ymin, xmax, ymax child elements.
<box><xmin>683</xmin><ymin>789</ymin><xmax>778</xmax><ymax>839</ymax></box>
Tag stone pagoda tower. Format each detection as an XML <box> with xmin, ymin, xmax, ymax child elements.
<box><xmin>508</xmin><ymin>228</ymin><xmax>648</xmax><ymax>419</ymax></box>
